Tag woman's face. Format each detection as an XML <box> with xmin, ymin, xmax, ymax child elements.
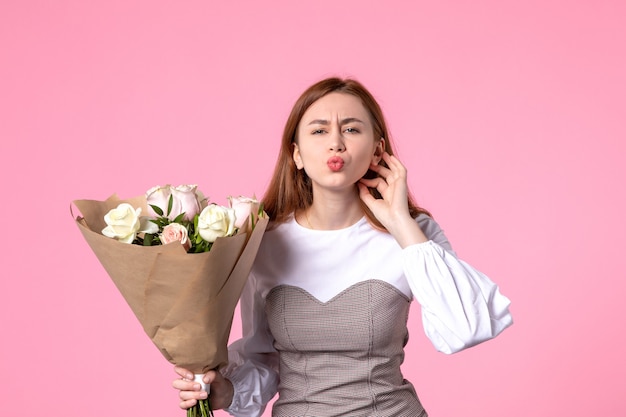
<box><xmin>293</xmin><ymin>92</ymin><xmax>384</xmax><ymax>194</ymax></box>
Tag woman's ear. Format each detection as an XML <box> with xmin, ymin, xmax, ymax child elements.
<box><xmin>371</xmin><ymin>138</ymin><xmax>385</xmax><ymax>165</ymax></box>
<box><xmin>293</xmin><ymin>143</ymin><xmax>304</xmax><ymax>169</ymax></box>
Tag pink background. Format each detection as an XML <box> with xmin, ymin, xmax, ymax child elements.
<box><xmin>1</xmin><ymin>1</ymin><xmax>625</xmax><ymax>416</ymax></box>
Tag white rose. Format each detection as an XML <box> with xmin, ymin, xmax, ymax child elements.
<box><xmin>102</xmin><ymin>203</ymin><xmax>156</xmax><ymax>243</ymax></box>
<box><xmin>197</xmin><ymin>204</ymin><xmax>236</xmax><ymax>243</ymax></box>
<box><xmin>228</xmin><ymin>196</ymin><xmax>260</xmax><ymax>229</ymax></box>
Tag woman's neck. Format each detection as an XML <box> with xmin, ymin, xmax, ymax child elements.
<box><xmin>300</xmin><ymin>188</ymin><xmax>364</xmax><ymax>230</ymax></box>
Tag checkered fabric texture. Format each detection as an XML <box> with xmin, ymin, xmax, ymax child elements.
<box><xmin>266</xmin><ymin>280</ymin><xmax>428</xmax><ymax>417</ymax></box>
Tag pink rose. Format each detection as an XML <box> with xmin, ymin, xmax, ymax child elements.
<box><xmin>146</xmin><ymin>184</ymin><xmax>205</xmax><ymax>221</ymax></box>
<box><xmin>228</xmin><ymin>196</ymin><xmax>260</xmax><ymax>229</ymax></box>
<box><xmin>145</xmin><ymin>185</ymin><xmax>169</xmax><ymax>217</ymax></box>
<box><xmin>170</xmin><ymin>184</ymin><xmax>205</xmax><ymax>221</ymax></box>
<box><xmin>159</xmin><ymin>223</ymin><xmax>191</xmax><ymax>251</ymax></box>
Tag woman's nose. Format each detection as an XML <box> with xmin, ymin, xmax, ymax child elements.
<box><xmin>329</xmin><ymin>130</ymin><xmax>345</xmax><ymax>152</ymax></box>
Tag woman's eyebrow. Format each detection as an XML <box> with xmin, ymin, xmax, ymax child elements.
<box><xmin>307</xmin><ymin>117</ymin><xmax>365</xmax><ymax>126</ymax></box>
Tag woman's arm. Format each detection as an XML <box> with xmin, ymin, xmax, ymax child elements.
<box><xmin>220</xmin><ymin>272</ymin><xmax>280</xmax><ymax>416</ymax></box>
<box><xmin>405</xmin><ymin>214</ymin><xmax>513</xmax><ymax>354</ymax></box>
<box><xmin>360</xmin><ymin>152</ymin><xmax>512</xmax><ymax>353</ymax></box>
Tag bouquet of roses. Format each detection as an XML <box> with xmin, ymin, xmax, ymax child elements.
<box><xmin>73</xmin><ymin>184</ymin><xmax>268</xmax><ymax>417</ymax></box>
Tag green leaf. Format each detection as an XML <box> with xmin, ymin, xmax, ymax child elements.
<box><xmin>173</xmin><ymin>212</ymin><xmax>185</xmax><ymax>223</ymax></box>
<box><xmin>149</xmin><ymin>204</ymin><xmax>164</xmax><ymax>216</ymax></box>
<box><xmin>167</xmin><ymin>194</ymin><xmax>173</xmax><ymax>216</ymax></box>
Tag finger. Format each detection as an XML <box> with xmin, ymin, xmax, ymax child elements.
<box><xmin>179</xmin><ymin>396</ymin><xmax>207</xmax><ymax>410</ymax></box>
<box><xmin>370</xmin><ymin>161</ymin><xmax>405</xmax><ymax>184</ymax></box>
<box><xmin>204</xmin><ymin>369</ymin><xmax>220</xmax><ymax>384</ymax></box>
<box><xmin>382</xmin><ymin>153</ymin><xmax>407</xmax><ymax>177</ymax></box>
<box><xmin>358</xmin><ymin>183</ymin><xmax>377</xmax><ymax>204</ymax></box>
<box><xmin>179</xmin><ymin>389</ymin><xmax>208</xmax><ymax>402</ymax></box>
<box><xmin>180</xmin><ymin>398</ymin><xmax>198</xmax><ymax>410</ymax></box>
<box><xmin>368</xmin><ymin>162</ymin><xmax>392</xmax><ymax>179</ymax></box>
<box><xmin>172</xmin><ymin>378</ymin><xmax>202</xmax><ymax>392</ymax></box>
<box><xmin>382</xmin><ymin>151</ymin><xmax>401</xmax><ymax>165</ymax></box>
<box><xmin>359</xmin><ymin>177</ymin><xmax>389</xmax><ymax>193</ymax></box>
<box><xmin>174</xmin><ymin>366</ymin><xmax>194</xmax><ymax>380</ymax></box>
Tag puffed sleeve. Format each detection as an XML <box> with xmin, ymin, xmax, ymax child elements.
<box><xmin>404</xmin><ymin>214</ymin><xmax>513</xmax><ymax>354</ymax></box>
<box><xmin>220</xmin><ymin>272</ymin><xmax>279</xmax><ymax>417</ymax></box>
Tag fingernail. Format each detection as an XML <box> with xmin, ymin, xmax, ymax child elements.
<box><xmin>200</xmin><ymin>391</ymin><xmax>208</xmax><ymax>399</ymax></box>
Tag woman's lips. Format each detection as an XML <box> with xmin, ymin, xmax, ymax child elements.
<box><xmin>327</xmin><ymin>156</ymin><xmax>345</xmax><ymax>172</ymax></box>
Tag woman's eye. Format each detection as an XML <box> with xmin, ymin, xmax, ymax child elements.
<box><xmin>344</xmin><ymin>127</ymin><xmax>360</xmax><ymax>133</ymax></box>
<box><xmin>312</xmin><ymin>129</ymin><xmax>326</xmax><ymax>135</ymax></box>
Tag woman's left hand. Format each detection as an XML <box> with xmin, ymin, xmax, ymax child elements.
<box><xmin>358</xmin><ymin>152</ymin><xmax>428</xmax><ymax>247</ymax></box>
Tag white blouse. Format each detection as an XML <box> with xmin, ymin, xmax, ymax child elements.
<box><xmin>222</xmin><ymin>214</ymin><xmax>513</xmax><ymax>416</ymax></box>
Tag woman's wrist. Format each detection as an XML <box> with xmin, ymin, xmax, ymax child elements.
<box><xmin>387</xmin><ymin>215</ymin><xmax>428</xmax><ymax>248</ymax></box>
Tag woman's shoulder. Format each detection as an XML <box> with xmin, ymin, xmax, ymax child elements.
<box><xmin>413</xmin><ymin>213</ymin><xmax>455</xmax><ymax>253</ymax></box>
<box><xmin>264</xmin><ymin>214</ymin><xmax>297</xmax><ymax>234</ymax></box>
<box><xmin>414</xmin><ymin>212</ymin><xmax>435</xmax><ymax>228</ymax></box>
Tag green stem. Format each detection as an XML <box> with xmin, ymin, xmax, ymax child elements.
<box><xmin>186</xmin><ymin>398</ymin><xmax>213</xmax><ymax>417</ymax></box>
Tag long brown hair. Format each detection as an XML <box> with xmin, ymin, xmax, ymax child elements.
<box><xmin>262</xmin><ymin>77</ymin><xmax>431</xmax><ymax>229</ymax></box>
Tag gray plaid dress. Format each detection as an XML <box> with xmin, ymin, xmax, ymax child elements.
<box><xmin>265</xmin><ymin>279</ymin><xmax>428</xmax><ymax>417</ymax></box>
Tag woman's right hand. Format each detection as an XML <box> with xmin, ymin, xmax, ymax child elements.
<box><xmin>172</xmin><ymin>366</ymin><xmax>235</xmax><ymax>411</ymax></box>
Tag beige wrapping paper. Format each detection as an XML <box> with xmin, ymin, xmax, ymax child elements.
<box><xmin>73</xmin><ymin>194</ymin><xmax>268</xmax><ymax>374</ymax></box>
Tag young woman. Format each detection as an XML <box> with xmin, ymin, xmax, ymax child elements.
<box><xmin>173</xmin><ymin>77</ymin><xmax>513</xmax><ymax>416</ymax></box>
